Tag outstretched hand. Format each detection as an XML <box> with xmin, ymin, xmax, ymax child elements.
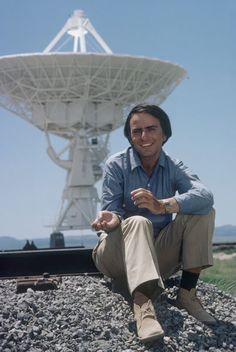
<box><xmin>91</xmin><ymin>210</ymin><xmax>121</xmax><ymax>232</ymax></box>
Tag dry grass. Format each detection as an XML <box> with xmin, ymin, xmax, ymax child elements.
<box><xmin>200</xmin><ymin>254</ymin><xmax>236</xmax><ymax>297</ymax></box>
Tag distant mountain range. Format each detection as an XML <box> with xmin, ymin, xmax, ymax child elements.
<box><xmin>0</xmin><ymin>225</ymin><xmax>235</xmax><ymax>251</ymax></box>
<box><xmin>214</xmin><ymin>225</ymin><xmax>236</xmax><ymax>237</ymax></box>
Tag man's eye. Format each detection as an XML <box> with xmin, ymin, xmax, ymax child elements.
<box><xmin>131</xmin><ymin>126</ymin><xmax>159</xmax><ymax>136</ymax></box>
<box><xmin>147</xmin><ymin>126</ymin><xmax>158</xmax><ymax>132</ymax></box>
<box><xmin>132</xmin><ymin>129</ymin><xmax>142</xmax><ymax>135</ymax></box>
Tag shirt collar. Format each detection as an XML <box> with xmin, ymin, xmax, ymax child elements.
<box><xmin>129</xmin><ymin>147</ymin><xmax>166</xmax><ymax>171</ymax></box>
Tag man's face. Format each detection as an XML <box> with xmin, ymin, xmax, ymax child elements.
<box><xmin>129</xmin><ymin>112</ymin><xmax>166</xmax><ymax>161</ymax></box>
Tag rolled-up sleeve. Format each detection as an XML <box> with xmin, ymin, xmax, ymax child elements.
<box><xmin>173</xmin><ymin>160</ymin><xmax>214</xmax><ymax>215</ymax></box>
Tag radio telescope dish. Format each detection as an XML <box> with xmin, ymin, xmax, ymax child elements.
<box><xmin>0</xmin><ymin>9</ymin><xmax>187</xmax><ymax>232</ymax></box>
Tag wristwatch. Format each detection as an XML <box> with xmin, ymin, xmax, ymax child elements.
<box><xmin>162</xmin><ymin>201</ymin><xmax>172</xmax><ymax>214</ymax></box>
<box><xmin>116</xmin><ymin>214</ymin><xmax>122</xmax><ymax>223</ymax></box>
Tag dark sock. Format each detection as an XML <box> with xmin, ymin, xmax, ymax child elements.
<box><xmin>180</xmin><ymin>270</ymin><xmax>200</xmax><ymax>291</ymax></box>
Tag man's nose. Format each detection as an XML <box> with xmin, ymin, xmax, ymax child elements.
<box><xmin>141</xmin><ymin>129</ymin><xmax>149</xmax><ymax>139</ymax></box>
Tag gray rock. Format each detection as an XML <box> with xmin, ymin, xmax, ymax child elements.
<box><xmin>0</xmin><ymin>277</ymin><xmax>235</xmax><ymax>351</ymax></box>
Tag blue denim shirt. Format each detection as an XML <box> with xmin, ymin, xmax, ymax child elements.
<box><xmin>101</xmin><ymin>147</ymin><xmax>214</xmax><ymax>236</ymax></box>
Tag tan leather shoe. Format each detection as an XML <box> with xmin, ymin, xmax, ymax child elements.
<box><xmin>175</xmin><ymin>288</ymin><xmax>217</xmax><ymax>325</ymax></box>
<box><xmin>133</xmin><ymin>300</ymin><xmax>164</xmax><ymax>343</ymax></box>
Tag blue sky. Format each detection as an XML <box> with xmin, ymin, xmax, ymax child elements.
<box><xmin>0</xmin><ymin>0</ymin><xmax>235</xmax><ymax>239</ymax></box>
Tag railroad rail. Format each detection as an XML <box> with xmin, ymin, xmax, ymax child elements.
<box><xmin>0</xmin><ymin>247</ymin><xmax>99</xmax><ymax>279</ymax></box>
<box><xmin>212</xmin><ymin>242</ymin><xmax>236</xmax><ymax>250</ymax></box>
<box><xmin>0</xmin><ymin>242</ymin><xmax>235</xmax><ymax>279</ymax></box>
<box><xmin>0</xmin><ymin>242</ymin><xmax>235</xmax><ymax>293</ymax></box>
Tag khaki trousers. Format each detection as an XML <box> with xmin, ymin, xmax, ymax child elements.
<box><xmin>92</xmin><ymin>209</ymin><xmax>215</xmax><ymax>298</ymax></box>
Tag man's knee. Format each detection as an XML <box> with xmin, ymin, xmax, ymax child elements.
<box><xmin>124</xmin><ymin>215</ymin><xmax>152</xmax><ymax>224</ymax></box>
<box><xmin>122</xmin><ymin>215</ymin><xmax>153</xmax><ymax>234</ymax></box>
<box><xmin>175</xmin><ymin>208</ymin><xmax>215</xmax><ymax>229</ymax></box>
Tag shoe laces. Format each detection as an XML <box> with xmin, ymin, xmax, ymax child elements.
<box><xmin>141</xmin><ymin>300</ymin><xmax>156</xmax><ymax>319</ymax></box>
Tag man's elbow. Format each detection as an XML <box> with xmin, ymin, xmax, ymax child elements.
<box><xmin>206</xmin><ymin>190</ymin><xmax>214</xmax><ymax>209</ymax></box>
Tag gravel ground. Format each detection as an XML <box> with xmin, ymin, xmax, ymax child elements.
<box><xmin>0</xmin><ymin>275</ymin><xmax>235</xmax><ymax>352</ymax></box>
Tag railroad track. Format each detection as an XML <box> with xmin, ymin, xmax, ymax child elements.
<box><xmin>0</xmin><ymin>243</ymin><xmax>235</xmax><ymax>293</ymax></box>
<box><xmin>0</xmin><ymin>247</ymin><xmax>99</xmax><ymax>279</ymax></box>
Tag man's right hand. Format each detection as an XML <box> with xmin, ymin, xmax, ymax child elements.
<box><xmin>91</xmin><ymin>211</ymin><xmax>121</xmax><ymax>232</ymax></box>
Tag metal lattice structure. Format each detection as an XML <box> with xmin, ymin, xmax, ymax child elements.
<box><xmin>0</xmin><ymin>10</ymin><xmax>187</xmax><ymax>232</ymax></box>
<box><xmin>0</xmin><ymin>53</ymin><xmax>186</xmax><ymax>135</ymax></box>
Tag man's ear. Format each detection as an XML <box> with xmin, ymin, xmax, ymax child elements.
<box><xmin>162</xmin><ymin>134</ymin><xmax>167</xmax><ymax>142</ymax></box>
<box><xmin>128</xmin><ymin>135</ymin><xmax>133</xmax><ymax>145</ymax></box>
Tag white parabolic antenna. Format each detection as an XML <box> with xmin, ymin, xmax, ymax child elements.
<box><xmin>0</xmin><ymin>10</ymin><xmax>187</xmax><ymax>233</ymax></box>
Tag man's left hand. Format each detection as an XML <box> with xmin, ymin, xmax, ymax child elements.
<box><xmin>131</xmin><ymin>188</ymin><xmax>165</xmax><ymax>214</ymax></box>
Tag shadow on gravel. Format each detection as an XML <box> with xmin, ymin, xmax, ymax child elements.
<box><xmin>143</xmin><ymin>317</ymin><xmax>236</xmax><ymax>351</ymax></box>
<box><xmin>209</xmin><ymin>319</ymin><xmax>236</xmax><ymax>331</ymax></box>
<box><xmin>102</xmin><ymin>275</ymin><xmax>236</xmax><ymax>351</ymax></box>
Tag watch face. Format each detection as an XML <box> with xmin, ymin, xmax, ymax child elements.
<box><xmin>165</xmin><ymin>202</ymin><xmax>172</xmax><ymax>209</ymax></box>
<box><xmin>164</xmin><ymin>202</ymin><xmax>172</xmax><ymax>212</ymax></box>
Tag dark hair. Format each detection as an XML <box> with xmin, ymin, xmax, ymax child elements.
<box><xmin>124</xmin><ymin>104</ymin><xmax>172</xmax><ymax>145</ymax></box>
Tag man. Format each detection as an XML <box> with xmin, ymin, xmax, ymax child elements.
<box><xmin>91</xmin><ymin>104</ymin><xmax>216</xmax><ymax>343</ymax></box>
